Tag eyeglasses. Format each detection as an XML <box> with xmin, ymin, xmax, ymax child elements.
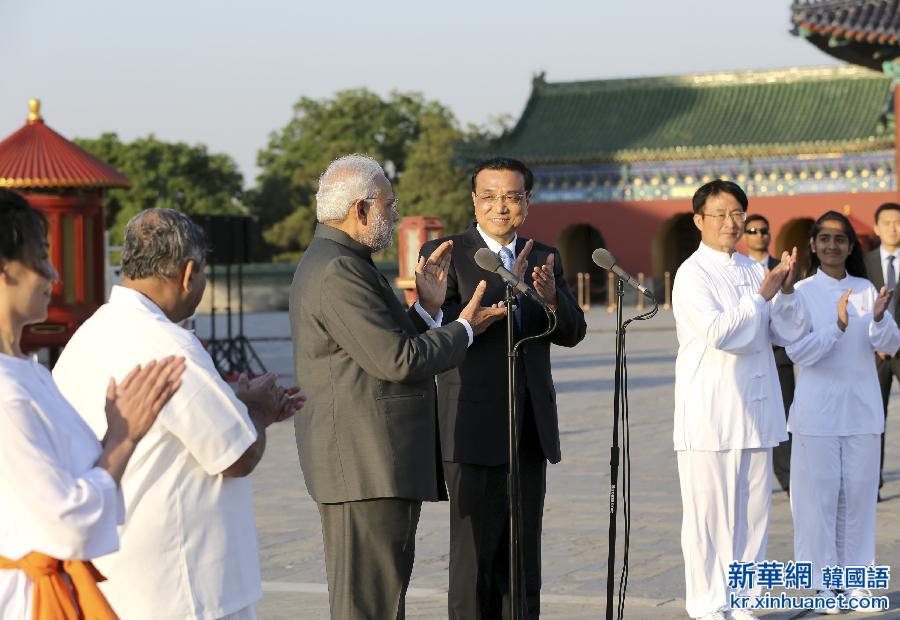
<box><xmin>744</xmin><ymin>226</ymin><xmax>770</xmax><ymax>235</ymax></box>
<box><xmin>364</xmin><ymin>196</ymin><xmax>399</xmax><ymax>211</ymax></box>
<box><xmin>702</xmin><ymin>210</ymin><xmax>748</xmax><ymax>224</ymax></box>
<box><xmin>475</xmin><ymin>191</ymin><xmax>528</xmax><ymax>206</ymax></box>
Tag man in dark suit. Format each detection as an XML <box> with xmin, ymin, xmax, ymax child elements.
<box><xmin>420</xmin><ymin>157</ymin><xmax>587</xmax><ymax>619</ymax></box>
<box><xmin>290</xmin><ymin>155</ymin><xmax>505</xmax><ymax>619</ymax></box>
<box><xmin>863</xmin><ymin>201</ymin><xmax>900</xmax><ymax>498</ymax></box>
<box><xmin>744</xmin><ymin>213</ymin><xmax>795</xmax><ymax>494</ymax></box>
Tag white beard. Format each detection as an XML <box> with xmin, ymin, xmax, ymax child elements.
<box><xmin>361</xmin><ymin>209</ymin><xmax>394</xmax><ymax>253</ymax></box>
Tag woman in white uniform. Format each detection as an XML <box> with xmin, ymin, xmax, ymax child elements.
<box><xmin>0</xmin><ymin>189</ymin><xmax>185</xmax><ymax>618</ymax></box>
<box><xmin>787</xmin><ymin>210</ymin><xmax>899</xmax><ymax>613</ymax></box>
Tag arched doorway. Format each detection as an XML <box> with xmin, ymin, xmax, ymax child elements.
<box><xmin>652</xmin><ymin>213</ymin><xmax>701</xmax><ymax>278</ymax></box>
<box><xmin>775</xmin><ymin>218</ymin><xmax>815</xmax><ymax>278</ymax></box>
<box><xmin>557</xmin><ymin>224</ymin><xmax>606</xmax><ymax>301</ymax></box>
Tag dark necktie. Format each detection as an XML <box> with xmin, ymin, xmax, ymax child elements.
<box><xmin>887</xmin><ymin>255</ymin><xmax>896</xmax><ymax>311</ymax></box>
<box><xmin>499</xmin><ymin>247</ymin><xmax>522</xmax><ymax>328</ymax></box>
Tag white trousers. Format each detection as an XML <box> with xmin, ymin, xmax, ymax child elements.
<box><xmin>790</xmin><ymin>433</ymin><xmax>879</xmax><ymax>589</ymax></box>
<box><xmin>677</xmin><ymin>448</ymin><xmax>771</xmax><ymax>618</ymax></box>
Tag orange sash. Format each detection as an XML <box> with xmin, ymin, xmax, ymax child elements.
<box><xmin>0</xmin><ymin>552</ymin><xmax>118</xmax><ymax>620</ymax></box>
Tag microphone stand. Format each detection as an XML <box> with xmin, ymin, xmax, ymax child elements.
<box><xmin>605</xmin><ymin>281</ymin><xmax>659</xmax><ymax>620</ymax></box>
<box><xmin>506</xmin><ymin>283</ymin><xmax>523</xmax><ymax>620</ymax></box>
<box><xmin>506</xmin><ymin>284</ymin><xmax>557</xmax><ymax>620</ymax></box>
<box><xmin>605</xmin><ymin>277</ymin><xmax>625</xmax><ymax>620</ymax></box>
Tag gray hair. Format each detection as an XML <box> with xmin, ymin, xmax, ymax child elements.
<box><xmin>315</xmin><ymin>154</ymin><xmax>385</xmax><ymax>223</ymax></box>
<box><xmin>121</xmin><ymin>208</ymin><xmax>207</xmax><ymax>279</ymax></box>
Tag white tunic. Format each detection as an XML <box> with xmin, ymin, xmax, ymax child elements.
<box><xmin>787</xmin><ymin>269</ymin><xmax>900</xmax><ymax>436</ymax></box>
<box><xmin>0</xmin><ymin>355</ymin><xmax>121</xmax><ymax>619</ymax></box>
<box><xmin>53</xmin><ymin>286</ymin><xmax>261</xmax><ymax>620</ymax></box>
<box><xmin>672</xmin><ymin>242</ymin><xmax>806</xmax><ymax>451</ymax></box>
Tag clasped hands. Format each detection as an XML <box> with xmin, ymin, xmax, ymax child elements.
<box><xmin>414</xmin><ymin>239</ymin><xmax>557</xmax><ymax>336</ymax></box>
<box><xmin>514</xmin><ymin>239</ymin><xmax>558</xmax><ymax>307</ymax></box>
<box><xmin>837</xmin><ymin>285</ymin><xmax>893</xmax><ymax>333</ymax></box>
<box><xmin>757</xmin><ymin>247</ymin><xmax>895</xmax><ymax>331</ymax></box>
<box><xmin>234</xmin><ymin>372</ymin><xmax>305</xmax><ymax>427</ymax></box>
<box><xmin>757</xmin><ymin>247</ymin><xmax>800</xmax><ymax>301</ymax></box>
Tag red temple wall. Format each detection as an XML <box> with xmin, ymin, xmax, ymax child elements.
<box><xmin>519</xmin><ymin>191</ymin><xmax>898</xmax><ymax>277</ymax></box>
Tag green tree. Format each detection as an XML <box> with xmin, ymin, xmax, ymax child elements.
<box><xmin>253</xmin><ymin>89</ymin><xmax>470</xmax><ymax>258</ymax></box>
<box><xmin>396</xmin><ymin>112</ymin><xmax>515</xmax><ymax>238</ymax></box>
<box><xmin>261</xmin><ymin>208</ymin><xmax>317</xmax><ymax>263</ymax></box>
<box><xmin>75</xmin><ymin>133</ymin><xmax>247</xmax><ymax>243</ymax></box>
<box><xmin>395</xmin><ymin>112</ymin><xmax>472</xmax><ymax>235</ymax></box>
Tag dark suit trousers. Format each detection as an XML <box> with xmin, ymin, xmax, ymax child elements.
<box><xmin>318</xmin><ymin>498</ymin><xmax>422</xmax><ymax>620</ymax></box>
<box><xmin>876</xmin><ymin>355</ymin><xmax>900</xmax><ymax>488</ymax></box>
<box><xmin>444</xmin><ymin>400</ymin><xmax>547</xmax><ymax>620</ymax></box>
<box><xmin>772</xmin><ymin>361</ymin><xmax>795</xmax><ymax>492</ymax></box>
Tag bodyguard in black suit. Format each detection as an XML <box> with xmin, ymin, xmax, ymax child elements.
<box><xmin>420</xmin><ymin>158</ymin><xmax>586</xmax><ymax>619</ymax></box>
<box><xmin>863</xmin><ymin>202</ymin><xmax>900</xmax><ymax>494</ymax></box>
<box><xmin>743</xmin><ymin>214</ymin><xmax>795</xmax><ymax>493</ymax></box>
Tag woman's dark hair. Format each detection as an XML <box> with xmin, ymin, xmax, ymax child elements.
<box><xmin>0</xmin><ymin>189</ymin><xmax>48</xmax><ymax>270</ymax></box>
<box><xmin>808</xmin><ymin>210</ymin><xmax>867</xmax><ymax>278</ymax></box>
<box><xmin>692</xmin><ymin>179</ymin><xmax>748</xmax><ymax>214</ymax></box>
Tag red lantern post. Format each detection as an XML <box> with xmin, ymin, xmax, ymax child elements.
<box><xmin>395</xmin><ymin>216</ymin><xmax>445</xmax><ymax>305</ymax></box>
<box><xmin>0</xmin><ymin>99</ymin><xmax>131</xmax><ymax>360</ymax></box>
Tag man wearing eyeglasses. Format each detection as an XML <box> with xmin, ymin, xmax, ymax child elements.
<box><xmin>672</xmin><ymin>180</ymin><xmax>806</xmax><ymax>620</ymax></box>
<box><xmin>419</xmin><ymin>157</ymin><xmax>586</xmax><ymax>619</ymax></box>
<box><xmin>743</xmin><ymin>214</ymin><xmax>795</xmax><ymax>497</ymax></box>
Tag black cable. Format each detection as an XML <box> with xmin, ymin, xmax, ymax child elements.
<box><xmin>510</xmin><ymin>306</ymin><xmax>557</xmax><ymax>616</ymax></box>
<box><xmin>616</xmin><ymin>300</ymin><xmax>659</xmax><ymax>619</ymax></box>
<box><xmin>618</xmin><ymin>327</ymin><xmax>629</xmax><ymax>620</ymax></box>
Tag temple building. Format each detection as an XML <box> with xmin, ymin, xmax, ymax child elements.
<box><xmin>470</xmin><ymin>64</ymin><xmax>897</xmax><ymax>296</ymax></box>
<box><xmin>0</xmin><ymin>99</ymin><xmax>130</xmax><ymax>357</ymax></box>
<box><xmin>791</xmin><ymin>0</ymin><xmax>900</xmax><ymax>72</ymax></box>
<box><xmin>471</xmin><ymin>1</ymin><xmax>900</xmax><ymax>296</ymax></box>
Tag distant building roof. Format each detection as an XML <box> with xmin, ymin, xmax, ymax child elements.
<box><xmin>469</xmin><ymin>66</ymin><xmax>893</xmax><ymax>166</ymax></box>
<box><xmin>0</xmin><ymin>99</ymin><xmax>131</xmax><ymax>190</ymax></box>
<box><xmin>791</xmin><ymin>0</ymin><xmax>900</xmax><ymax>69</ymax></box>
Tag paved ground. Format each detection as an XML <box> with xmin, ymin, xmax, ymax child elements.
<box><xmin>197</xmin><ymin>305</ymin><xmax>900</xmax><ymax>619</ymax></box>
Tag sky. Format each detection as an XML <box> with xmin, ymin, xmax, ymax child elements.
<box><xmin>1</xmin><ymin>1</ymin><xmax>843</xmax><ymax>184</ymax></box>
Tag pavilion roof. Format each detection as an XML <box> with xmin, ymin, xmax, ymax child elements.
<box><xmin>0</xmin><ymin>100</ymin><xmax>131</xmax><ymax>190</ymax></box>
<box><xmin>791</xmin><ymin>0</ymin><xmax>900</xmax><ymax>69</ymax></box>
<box><xmin>466</xmin><ymin>66</ymin><xmax>893</xmax><ymax>166</ymax></box>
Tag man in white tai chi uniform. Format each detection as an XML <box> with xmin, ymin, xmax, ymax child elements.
<box><xmin>672</xmin><ymin>180</ymin><xmax>806</xmax><ymax>620</ymax></box>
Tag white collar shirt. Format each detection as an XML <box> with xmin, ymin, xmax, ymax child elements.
<box><xmin>787</xmin><ymin>269</ymin><xmax>900</xmax><ymax>435</ymax></box>
<box><xmin>0</xmin><ymin>354</ymin><xmax>121</xmax><ymax>619</ymax></box>
<box><xmin>476</xmin><ymin>224</ymin><xmax>517</xmax><ymax>256</ymax></box>
<box><xmin>755</xmin><ymin>255</ymin><xmax>772</xmax><ymax>270</ymax></box>
<box><xmin>52</xmin><ymin>286</ymin><xmax>260</xmax><ymax>620</ymax></box>
<box><xmin>672</xmin><ymin>242</ymin><xmax>807</xmax><ymax>451</ymax></box>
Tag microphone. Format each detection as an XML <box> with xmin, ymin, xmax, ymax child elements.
<box><xmin>592</xmin><ymin>248</ymin><xmax>655</xmax><ymax>300</ymax></box>
<box><xmin>473</xmin><ymin>247</ymin><xmax>552</xmax><ymax>311</ymax></box>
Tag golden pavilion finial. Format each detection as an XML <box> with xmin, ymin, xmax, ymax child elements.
<box><xmin>27</xmin><ymin>99</ymin><xmax>42</xmax><ymax>123</ymax></box>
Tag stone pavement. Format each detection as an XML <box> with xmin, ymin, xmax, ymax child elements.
<box><xmin>203</xmin><ymin>306</ymin><xmax>900</xmax><ymax>619</ymax></box>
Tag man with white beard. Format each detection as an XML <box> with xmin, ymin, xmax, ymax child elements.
<box><xmin>672</xmin><ymin>180</ymin><xmax>806</xmax><ymax>620</ymax></box>
<box><xmin>289</xmin><ymin>154</ymin><xmax>505</xmax><ymax>619</ymax></box>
